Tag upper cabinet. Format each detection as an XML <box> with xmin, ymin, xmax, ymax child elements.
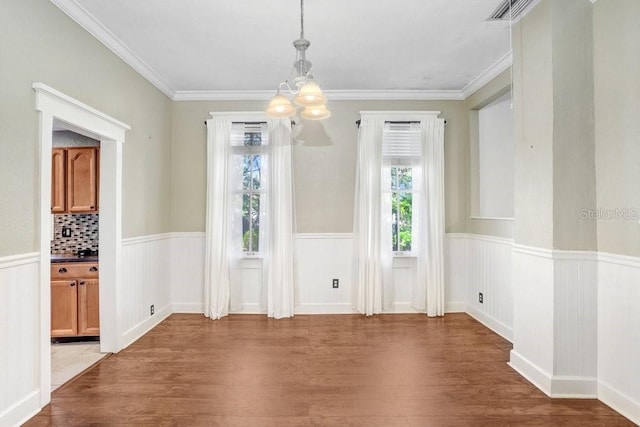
<box><xmin>51</xmin><ymin>147</ymin><xmax>99</xmax><ymax>214</ymax></box>
<box><xmin>51</xmin><ymin>148</ymin><xmax>67</xmax><ymax>213</ymax></box>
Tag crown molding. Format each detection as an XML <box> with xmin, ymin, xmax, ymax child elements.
<box><xmin>51</xmin><ymin>0</ymin><xmax>511</xmax><ymax>103</ymax></box>
<box><xmin>50</xmin><ymin>0</ymin><xmax>175</xmax><ymax>99</ymax></box>
<box><xmin>173</xmin><ymin>89</ymin><xmax>465</xmax><ymax>102</ymax></box>
<box><xmin>462</xmin><ymin>51</ymin><xmax>513</xmax><ymax>99</ymax></box>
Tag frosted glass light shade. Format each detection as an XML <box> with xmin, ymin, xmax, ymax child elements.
<box><xmin>294</xmin><ymin>81</ymin><xmax>327</xmax><ymax>106</ymax></box>
<box><xmin>301</xmin><ymin>104</ymin><xmax>331</xmax><ymax>120</ymax></box>
<box><xmin>265</xmin><ymin>94</ymin><xmax>296</xmax><ymax>118</ymax></box>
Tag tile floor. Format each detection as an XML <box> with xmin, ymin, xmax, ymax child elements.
<box><xmin>51</xmin><ymin>342</ymin><xmax>107</xmax><ymax>391</ymax></box>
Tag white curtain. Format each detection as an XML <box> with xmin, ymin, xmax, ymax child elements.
<box><xmin>413</xmin><ymin>118</ymin><xmax>446</xmax><ymax>316</ymax></box>
<box><xmin>353</xmin><ymin>118</ymin><xmax>385</xmax><ymax>315</ymax></box>
<box><xmin>266</xmin><ymin>119</ymin><xmax>296</xmax><ymax>319</ymax></box>
<box><xmin>204</xmin><ymin>118</ymin><xmax>232</xmax><ymax>319</ymax></box>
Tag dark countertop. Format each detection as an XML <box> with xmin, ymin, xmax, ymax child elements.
<box><xmin>51</xmin><ymin>254</ymin><xmax>99</xmax><ymax>264</ymax></box>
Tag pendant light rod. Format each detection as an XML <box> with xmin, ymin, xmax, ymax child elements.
<box><xmin>265</xmin><ymin>0</ymin><xmax>330</xmax><ymax>120</ymax></box>
<box><xmin>300</xmin><ymin>0</ymin><xmax>304</xmax><ymax>39</ymax></box>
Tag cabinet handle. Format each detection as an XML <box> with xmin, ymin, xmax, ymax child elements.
<box><xmin>58</xmin><ymin>267</ymin><xmax>67</xmax><ymax>273</ymax></box>
<box><xmin>89</xmin><ymin>266</ymin><xmax>98</xmax><ymax>272</ymax></box>
<box><xmin>90</xmin><ymin>206</ymin><xmax>95</xmax><ymax>209</ymax></box>
<box><xmin>70</xmin><ymin>282</ymin><xmax>76</xmax><ymax>287</ymax></box>
<box><xmin>79</xmin><ymin>281</ymin><xmax>85</xmax><ymax>286</ymax></box>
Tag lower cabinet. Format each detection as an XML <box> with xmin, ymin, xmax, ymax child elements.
<box><xmin>51</xmin><ymin>263</ymin><xmax>99</xmax><ymax>337</ymax></box>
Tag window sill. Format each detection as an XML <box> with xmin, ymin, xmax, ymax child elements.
<box><xmin>393</xmin><ymin>252</ymin><xmax>415</xmax><ymax>258</ymax></box>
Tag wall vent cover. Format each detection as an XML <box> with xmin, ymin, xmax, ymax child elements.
<box><xmin>488</xmin><ymin>0</ymin><xmax>534</xmax><ymax>20</ymax></box>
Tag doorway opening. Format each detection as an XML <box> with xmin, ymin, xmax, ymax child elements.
<box><xmin>34</xmin><ymin>83</ymin><xmax>130</xmax><ymax>407</ymax></box>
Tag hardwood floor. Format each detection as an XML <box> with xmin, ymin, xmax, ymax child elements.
<box><xmin>26</xmin><ymin>313</ymin><xmax>632</xmax><ymax>426</ymax></box>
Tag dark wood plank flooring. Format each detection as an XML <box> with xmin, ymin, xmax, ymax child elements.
<box><xmin>26</xmin><ymin>313</ymin><xmax>633</xmax><ymax>426</ymax></box>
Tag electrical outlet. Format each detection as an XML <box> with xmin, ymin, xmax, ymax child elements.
<box><xmin>479</xmin><ymin>292</ymin><xmax>483</xmax><ymax>304</ymax></box>
<box><xmin>62</xmin><ymin>227</ymin><xmax>72</xmax><ymax>237</ymax></box>
<box><xmin>332</xmin><ymin>279</ymin><xmax>339</xmax><ymax>289</ymax></box>
<box><xmin>150</xmin><ymin>304</ymin><xmax>155</xmax><ymax>315</ymax></box>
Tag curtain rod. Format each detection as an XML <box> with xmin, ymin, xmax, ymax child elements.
<box><xmin>203</xmin><ymin>120</ymin><xmax>296</xmax><ymax>127</ymax></box>
<box><xmin>355</xmin><ymin>119</ymin><xmax>447</xmax><ymax>127</ymax></box>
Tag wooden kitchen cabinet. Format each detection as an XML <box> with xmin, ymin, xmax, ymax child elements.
<box><xmin>51</xmin><ymin>148</ymin><xmax>66</xmax><ymax>213</ymax></box>
<box><xmin>78</xmin><ymin>279</ymin><xmax>100</xmax><ymax>335</ymax></box>
<box><xmin>51</xmin><ymin>279</ymin><xmax>78</xmax><ymax>336</ymax></box>
<box><xmin>67</xmin><ymin>147</ymin><xmax>99</xmax><ymax>213</ymax></box>
<box><xmin>50</xmin><ymin>147</ymin><xmax>99</xmax><ymax>214</ymax></box>
<box><xmin>51</xmin><ymin>263</ymin><xmax>99</xmax><ymax>338</ymax></box>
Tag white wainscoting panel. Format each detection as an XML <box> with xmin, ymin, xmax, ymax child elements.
<box><xmin>510</xmin><ymin>245</ymin><xmax>555</xmax><ymax>394</ymax></box>
<box><xmin>0</xmin><ymin>253</ymin><xmax>41</xmax><ymax>427</ymax></box>
<box><xmin>444</xmin><ymin>235</ymin><xmax>468</xmax><ymax>313</ymax></box>
<box><xmin>230</xmin><ymin>258</ymin><xmax>266</xmax><ymax>314</ymax></box>
<box><xmin>466</xmin><ymin>235</ymin><xmax>514</xmax><ymax>340</ymax></box>
<box><xmin>295</xmin><ymin>234</ymin><xmax>354</xmax><ymax>314</ymax></box>
<box><xmin>169</xmin><ymin>232</ymin><xmax>205</xmax><ymax>313</ymax></box>
<box><xmin>120</xmin><ymin>235</ymin><xmax>172</xmax><ymax>349</ymax></box>
<box><xmin>597</xmin><ymin>252</ymin><xmax>640</xmax><ymax>424</ymax></box>
<box><xmin>552</xmin><ymin>251</ymin><xmax>598</xmax><ymax>396</ymax></box>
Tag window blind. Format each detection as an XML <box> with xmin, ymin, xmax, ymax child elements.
<box><xmin>230</xmin><ymin>122</ymin><xmax>268</xmax><ymax>147</ymax></box>
<box><xmin>382</xmin><ymin>122</ymin><xmax>421</xmax><ymax>160</ymax></box>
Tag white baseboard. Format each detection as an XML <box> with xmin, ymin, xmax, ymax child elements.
<box><xmin>119</xmin><ymin>303</ymin><xmax>172</xmax><ymax>350</ymax></box>
<box><xmin>295</xmin><ymin>303</ymin><xmax>355</xmax><ymax>314</ymax></box>
<box><xmin>467</xmin><ymin>304</ymin><xmax>513</xmax><ymax>342</ymax></box>
<box><xmin>0</xmin><ymin>390</ymin><xmax>40</xmax><ymax>427</ymax></box>
<box><xmin>550</xmin><ymin>376</ymin><xmax>598</xmax><ymax>398</ymax></box>
<box><xmin>598</xmin><ymin>381</ymin><xmax>640</xmax><ymax>425</ymax></box>
<box><xmin>509</xmin><ymin>350</ymin><xmax>553</xmax><ymax>396</ymax></box>
<box><xmin>172</xmin><ymin>302</ymin><xmax>204</xmax><ymax>313</ymax></box>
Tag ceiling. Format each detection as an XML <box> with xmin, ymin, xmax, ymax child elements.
<box><xmin>52</xmin><ymin>0</ymin><xmax>518</xmax><ymax>100</ymax></box>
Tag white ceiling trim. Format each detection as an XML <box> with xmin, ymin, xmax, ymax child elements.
<box><xmin>173</xmin><ymin>89</ymin><xmax>465</xmax><ymax>102</ymax></box>
<box><xmin>49</xmin><ymin>0</ymin><xmax>518</xmax><ymax>104</ymax></box>
<box><xmin>462</xmin><ymin>51</ymin><xmax>512</xmax><ymax>99</ymax></box>
<box><xmin>50</xmin><ymin>0</ymin><xmax>175</xmax><ymax>99</ymax></box>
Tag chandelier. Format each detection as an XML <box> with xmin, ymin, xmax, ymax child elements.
<box><xmin>265</xmin><ymin>0</ymin><xmax>330</xmax><ymax>120</ymax></box>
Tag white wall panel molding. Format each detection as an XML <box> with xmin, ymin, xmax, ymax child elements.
<box><xmin>553</xmin><ymin>254</ymin><xmax>598</xmax><ymax>383</ymax></box>
<box><xmin>0</xmin><ymin>252</ymin><xmax>39</xmax><ymax>269</ymax></box>
<box><xmin>120</xmin><ymin>236</ymin><xmax>172</xmax><ymax>350</ymax></box>
<box><xmin>455</xmin><ymin>234</ymin><xmax>514</xmax><ymax>342</ymax></box>
<box><xmin>511</xmin><ymin>246</ymin><xmax>600</xmax><ymax>398</ymax></box>
<box><xmin>598</xmin><ymin>255</ymin><xmax>640</xmax><ymax>424</ymax></box>
<box><xmin>122</xmin><ymin>233</ymin><xmax>171</xmax><ymax>246</ymax></box>
<box><xmin>512</xmin><ymin>248</ymin><xmax>555</xmax><ymax>378</ymax></box>
<box><xmin>295</xmin><ymin>233</ymin><xmax>354</xmax><ymax>240</ymax></box>
<box><xmin>513</xmin><ymin>243</ymin><xmax>554</xmax><ymax>259</ymax></box>
<box><xmin>598</xmin><ymin>251</ymin><xmax>640</xmax><ymax>268</ymax></box>
<box><xmin>0</xmin><ymin>255</ymin><xmax>40</xmax><ymax>427</ymax></box>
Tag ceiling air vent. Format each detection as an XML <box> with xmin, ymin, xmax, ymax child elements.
<box><xmin>488</xmin><ymin>0</ymin><xmax>534</xmax><ymax>20</ymax></box>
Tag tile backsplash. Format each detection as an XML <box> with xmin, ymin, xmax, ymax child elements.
<box><xmin>51</xmin><ymin>214</ymin><xmax>99</xmax><ymax>254</ymax></box>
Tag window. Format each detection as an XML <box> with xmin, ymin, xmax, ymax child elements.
<box><xmin>383</xmin><ymin>122</ymin><xmax>421</xmax><ymax>255</ymax></box>
<box><xmin>390</xmin><ymin>166</ymin><xmax>413</xmax><ymax>252</ymax></box>
<box><xmin>230</xmin><ymin>122</ymin><xmax>268</xmax><ymax>255</ymax></box>
<box><xmin>471</xmin><ymin>91</ymin><xmax>514</xmax><ymax>218</ymax></box>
